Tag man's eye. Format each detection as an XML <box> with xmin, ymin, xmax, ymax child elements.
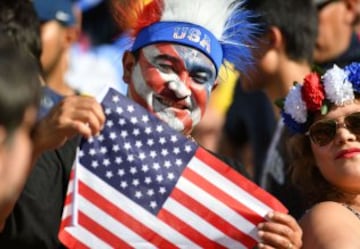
<box><xmin>192</xmin><ymin>73</ymin><xmax>210</xmax><ymax>84</ymax></box>
<box><xmin>157</xmin><ymin>63</ymin><xmax>174</xmax><ymax>73</ymax></box>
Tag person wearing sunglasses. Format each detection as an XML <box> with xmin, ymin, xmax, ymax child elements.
<box><xmin>314</xmin><ymin>0</ymin><xmax>360</xmax><ymax>68</ymax></box>
<box><xmin>281</xmin><ymin>61</ymin><xmax>360</xmax><ymax>248</ymax></box>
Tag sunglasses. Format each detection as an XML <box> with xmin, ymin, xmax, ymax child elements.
<box><xmin>306</xmin><ymin>112</ymin><xmax>360</xmax><ymax>146</ymax></box>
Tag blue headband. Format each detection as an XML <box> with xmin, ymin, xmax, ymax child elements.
<box><xmin>131</xmin><ymin>21</ymin><xmax>223</xmax><ymax>74</ymax></box>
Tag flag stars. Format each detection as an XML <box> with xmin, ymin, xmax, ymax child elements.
<box><xmin>78</xmin><ymin>150</ymin><xmax>85</xmax><ymax>157</ymax></box>
<box><xmin>112</xmin><ymin>144</ymin><xmax>120</xmax><ymax>152</ymax></box>
<box><xmin>135</xmin><ymin>141</ymin><xmax>142</xmax><ymax>148</ymax></box>
<box><xmin>159</xmin><ymin>187</ymin><xmax>166</xmax><ymax>194</ymax></box>
<box><xmin>116</xmin><ymin>106</ymin><xmax>123</xmax><ymax>114</ymax></box>
<box><xmin>133</xmin><ymin>128</ymin><xmax>140</xmax><ymax>136</ymax></box>
<box><xmin>138</xmin><ymin>152</ymin><xmax>146</xmax><ymax>160</ymax></box>
<box><xmin>100</xmin><ymin>146</ymin><xmax>107</xmax><ymax>154</ymax></box>
<box><xmin>147</xmin><ymin>189</ymin><xmax>154</xmax><ymax>196</ymax></box>
<box><xmin>132</xmin><ymin>179</ymin><xmax>140</xmax><ymax>186</ymax></box>
<box><xmin>173</xmin><ymin>147</ymin><xmax>180</xmax><ymax>154</ymax></box>
<box><xmin>118</xmin><ymin>118</ymin><xmax>126</xmax><ymax>126</ymax></box>
<box><xmin>150</xmin><ymin>201</ymin><xmax>157</xmax><ymax>209</ymax></box>
<box><xmin>127</xmin><ymin>105</ymin><xmax>135</xmax><ymax>113</ymax></box>
<box><xmin>145</xmin><ymin>127</ymin><xmax>152</xmax><ymax>134</ymax></box>
<box><xmin>89</xmin><ymin>148</ymin><xmax>96</xmax><ymax>156</ymax></box>
<box><xmin>106</xmin><ymin>171</ymin><xmax>113</xmax><ymax>178</ymax></box>
<box><xmin>144</xmin><ymin>177</ymin><xmax>152</xmax><ymax>184</ymax></box>
<box><xmin>129</xmin><ymin>167</ymin><xmax>137</xmax><ymax>175</ymax></box>
<box><xmin>135</xmin><ymin>191</ymin><xmax>142</xmax><ymax>199</ymax></box>
<box><xmin>170</xmin><ymin>135</ymin><xmax>178</xmax><ymax>143</ymax></box>
<box><xmin>118</xmin><ymin>169</ymin><xmax>125</xmax><ymax>176</ymax></box>
<box><xmin>156</xmin><ymin>125</ymin><xmax>164</xmax><ymax>133</ymax></box>
<box><xmin>149</xmin><ymin>151</ymin><xmax>157</xmax><ymax>158</ymax></box>
<box><xmin>103</xmin><ymin>158</ymin><xmax>110</xmax><ymax>167</ymax></box>
<box><xmin>115</xmin><ymin>157</ymin><xmax>123</xmax><ymax>164</ymax></box>
<box><xmin>120</xmin><ymin>181</ymin><xmax>128</xmax><ymax>189</ymax></box>
<box><xmin>147</xmin><ymin>139</ymin><xmax>154</xmax><ymax>146</ymax></box>
<box><xmin>156</xmin><ymin>174</ymin><xmax>164</xmax><ymax>183</ymax></box>
<box><xmin>153</xmin><ymin>163</ymin><xmax>160</xmax><ymax>171</ymax></box>
<box><xmin>105</xmin><ymin>108</ymin><xmax>112</xmax><ymax>115</ymax></box>
<box><xmin>142</xmin><ymin>115</ymin><xmax>149</xmax><ymax>123</ymax></box>
<box><xmin>124</xmin><ymin>142</ymin><xmax>131</xmax><ymax>150</ymax></box>
<box><xmin>175</xmin><ymin>159</ymin><xmax>183</xmax><ymax>166</ymax></box>
<box><xmin>130</xmin><ymin>117</ymin><xmax>138</xmax><ymax>124</ymax></box>
<box><xmin>97</xmin><ymin>135</ymin><xmax>104</xmax><ymax>142</ymax></box>
<box><xmin>167</xmin><ymin>172</ymin><xmax>175</xmax><ymax>180</ymax></box>
<box><xmin>106</xmin><ymin>120</ymin><xmax>114</xmax><ymax>128</ymax></box>
<box><xmin>127</xmin><ymin>154</ymin><xmax>135</xmax><ymax>162</ymax></box>
<box><xmin>109</xmin><ymin>132</ymin><xmax>117</xmax><ymax>140</ymax></box>
<box><xmin>164</xmin><ymin>161</ymin><xmax>172</xmax><ymax>168</ymax></box>
<box><xmin>159</xmin><ymin>137</ymin><xmax>166</xmax><ymax>144</ymax></box>
<box><xmin>121</xmin><ymin>130</ymin><xmax>128</xmax><ymax>138</ymax></box>
<box><xmin>142</xmin><ymin>165</ymin><xmax>149</xmax><ymax>172</ymax></box>
<box><xmin>91</xmin><ymin>160</ymin><xmax>99</xmax><ymax>168</ymax></box>
<box><xmin>112</xmin><ymin>95</ymin><xmax>120</xmax><ymax>103</ymax></box>
<box><xmin>161</xmin><ymin>149</ymin><xmax>169</xmax><ymax>156</ymax></box>
<box><xmin>185</xmin><ymin>145</ymin><xmax>192</xmax><ymax>153</ymax></box>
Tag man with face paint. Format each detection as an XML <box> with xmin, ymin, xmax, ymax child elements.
<box><xmin>112</xmin><ymin>0</ymin><xmax>303</xmax><ymax>248</ymax></box>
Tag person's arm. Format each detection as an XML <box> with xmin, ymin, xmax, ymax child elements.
<box><xmin>299</xmin><ymin>201</ymin><xmax>360</xmax><ymax>249</ymax></box>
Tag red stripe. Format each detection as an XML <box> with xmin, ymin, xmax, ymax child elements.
<box><xmin>171</xmin><ymin>188</ymin><xmax>256</xmax><ymax>248</ymax></box>
<box><xmin>78</xmin><ymin>211</ymin><xmax>133</xmax><ymax>249</ymax></box>
<box><xmin>194</xmin><ymin>147</ymin><xmax>287</xmax><ymax>213</ymax></box>
<box><xmin>64</xmin><ymin>192</ymin><xmax>73</xmax><ymax>206</ymax></box>
<box><xmin>78</xmin><ymin>180</ymin><xmax>178</xmax><ymax>249</ymax></box>
<box><xmin>183</xmin><ymin>166</ymin><xmax>265</xmax><ymax>225</ymax></box>
<box><xmin>58</xmin><ymin>229</ymin><xmax>90</xmax><ymax>249</ymax></box>
<box><xmin>59</xmin><ymin>215</ymin><xmax>72</xmax><ymax>231</ymax></box>
<box><xmin>158</xmin><ymin>208</ymin><xmax>227</xmax><ymax>249</ymax></box>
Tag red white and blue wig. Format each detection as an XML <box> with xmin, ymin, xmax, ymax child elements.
<box><xmin>112</xmin><ymin>0</ymin><xmax>257</xmax><ymax>76</ymax></box>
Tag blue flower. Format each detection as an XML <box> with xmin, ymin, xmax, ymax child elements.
<box><xmin>345</xmin><ymin>62</ymin><xmax>360</xmax><ymax>92</ymax></box>
<box><xmin>281</xmin><ymin>111</ymin><xmax>307</xmax><ymax>134</ymax></box>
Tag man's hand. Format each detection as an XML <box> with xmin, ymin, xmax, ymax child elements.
<box><xmin>32</xmin><ymin>95</ymin><xmax>105</xmax><ymax>157</ymax></box>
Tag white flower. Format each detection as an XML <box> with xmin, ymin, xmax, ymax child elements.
<box><xmin>284</xmin><ymin>84</ymin><xmax>307</xmax><ymax>123</ymax></box>
<box><xmin>322</xmin><ymin>64</ymin><xmax>354</xmax><ymax>105</ymax></box>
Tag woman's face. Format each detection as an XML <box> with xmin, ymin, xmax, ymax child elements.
<box><xmin>124</xmin><ymin>43</ymin><xmax>217</xmax><ymax>135</ymax></box>
<box><xmin>310</xmin><ymin>101</ymin><xmax>360</xmax><ymax>193</ymax></box>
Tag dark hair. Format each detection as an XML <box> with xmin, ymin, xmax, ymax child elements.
<box><xmin>0</xmin><ymin>0</ymin><xmax>42</xmax><ymax>63</ymax></box>
<box><xmin>287</xmin><ymin>128</ymin><xmax>343</xmax><ymax>206</ymax></box>
<box><xmin>245</xmin><ymin>0</ymin><xmax>318</xmax><ymax>63</ymax></box>
<box><xmin>0</xmin><ymin>38</ymin><xmax>42</xmax><ymax>134</ymax></box>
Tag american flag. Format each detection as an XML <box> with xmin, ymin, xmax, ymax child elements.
<box><xmin>59</xmin><ymin>88</ymin><xmax>287</xmax><ymax>249</ymax></box>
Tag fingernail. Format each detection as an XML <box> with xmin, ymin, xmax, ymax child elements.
<box><xmin>258</xmin><ymin>243</ymin><xmax>265</xmax><ymax>248</ymax></box>
<box><xmin>266</xmin><ymin>211</ymin><xmax>274</xmax><ymax>219</ymax></box>
<box><xmin>258</xmin><ymin>231</ymin><xmax>264</xmax><ymax>237</ymax></box>
<box><xmin>257</xmin><ymin>223</ymin><xmax>264</xmax><ymax>229</ymax></box>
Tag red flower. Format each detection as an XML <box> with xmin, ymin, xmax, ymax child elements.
<box><xmin>301</xmin><ymin>72</ymin><xmax>325</xmax><ymax>111</ymax></box>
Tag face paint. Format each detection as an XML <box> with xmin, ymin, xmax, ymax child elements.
<box><xmin>127</xmin><ymin>43</ymin><xmax>216</xmax><ymax>135</ymax></box>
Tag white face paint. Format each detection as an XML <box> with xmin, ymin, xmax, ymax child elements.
<box><xmin>126</xmin><ymin>43</ymin><xmax>216</xmax><ymax>135</ymax></box>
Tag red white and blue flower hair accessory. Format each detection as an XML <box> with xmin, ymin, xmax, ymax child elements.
<box><xmin>281</xmin><ymin>62</ymin><xmax>360</xmax><ymax>133</ymax></box>
<box><xmin>111</xmin><ymin>0</ymin><xmax>257</xmax><ymax>76</ymax></box>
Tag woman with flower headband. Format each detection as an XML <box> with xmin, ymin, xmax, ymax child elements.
<box><xmin>281</xmin><ymin>62</ymin><xmax>360</xmax><ymax>248</ymax></box>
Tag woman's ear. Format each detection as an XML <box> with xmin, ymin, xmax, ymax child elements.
<box><xmin>122</xmin><ymin>51</ymin><xmax>136</xmax><ymax>84</ymax></box>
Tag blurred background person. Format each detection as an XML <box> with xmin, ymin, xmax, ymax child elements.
<box><xmin>314</xmin><ymin>0</ymin><xmax>360</xmax><ymax>68</ymax></box>
<box><xmin>0</xmin><ymin>38</ymin><xmax>42</xmax><ymax>232</ymax></box>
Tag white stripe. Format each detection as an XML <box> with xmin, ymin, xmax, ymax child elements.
<box><xmin>164</xmin><ymin>198</ymin><xmax>247</xmax><ymax>249</ymax></box>
<box><xmin>77</xmin><ymin>165</ymin><xmax>201</xmax><ymax>249</ymax></box>
<box><xmin>177</xmin><ymin>177</ymin><xmax>259</xmax><ymax>241</ymax></box>
<box><xmin>78</xmin><ymin>195</ymin><xmax>157</xmax><ymax>249</ymax></box>
<box><xmin>188</xmin><ymin>157</ymin><xmax>274</xmax><ymax>216</ymax></box>
<box><xmin>64</xmin><ymin>225</ymin><xmax>112</xmax><ymax>249</ymax></box>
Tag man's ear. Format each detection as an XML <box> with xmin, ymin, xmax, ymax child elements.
<box><xmin>260</xmin><ymin>26</ymin><xmax>284</xmax><ymax>73</ymax></box>
<box><xmin>211</xmin><ymin>80</ymin><xmax>219</xmax><ymax>92</ymax></box>
<box><xmin>122</xmin><ymin>51</ymin><xmax>136</xmax><ymax>84</ymax></box>
<box><xmin>345</xmin><ymin>0</ymin><xmax>360</xmax><ymax>24</ymax></box>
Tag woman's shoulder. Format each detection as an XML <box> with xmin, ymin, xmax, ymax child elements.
<box><xmin>299</xmin><ymin>201</ymin><xmax>360</xmax><ymax>249</ymax></box>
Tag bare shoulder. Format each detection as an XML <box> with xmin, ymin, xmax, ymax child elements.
<box><xmin>299</xmin><ymin>201</ymin><xmax>360</xmax><ymax>249</ymax></box>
